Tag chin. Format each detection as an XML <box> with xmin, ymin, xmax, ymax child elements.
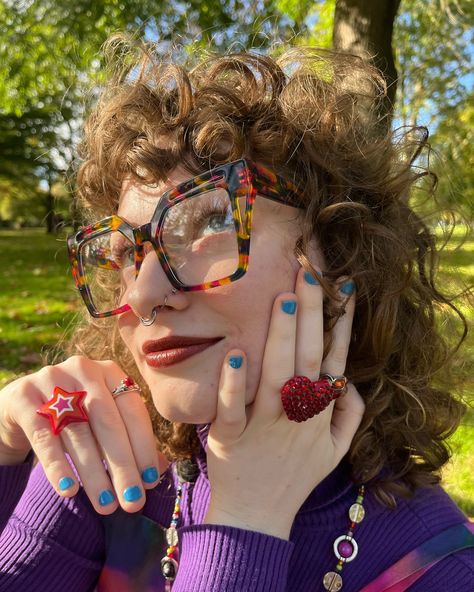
<box><xmin>152</xmin><ymin>399</ymin><xmax>216</xmax><ymax>425</ymax></box>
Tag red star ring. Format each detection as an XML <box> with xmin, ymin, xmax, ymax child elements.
<box><xmin>36</xmin><ymin>387</ymin><xmax>88</xmax><ymax>435</ymax></box>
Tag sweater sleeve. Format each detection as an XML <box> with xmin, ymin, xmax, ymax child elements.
<box><xmin>0</xmin><ymin>457</ymin><xmax>105</xmax><ymax>592</ymax></box>
<box><xmin>173</xmin><ymin>524</ymin><xmax>294</xmax><ymax>591</ymax></box>
<box><xmin>0</xmin><ymin>451</ymin><xmax>35</xmax><ymax>534</ymax></box>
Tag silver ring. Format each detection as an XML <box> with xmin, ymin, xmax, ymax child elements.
<box><xmin>320</xmin><ymin>373</ymin><xmax>348</xmax><ymax>395</ymax></box>
<box><xmin>139</xmin><ymin>289</ymin><xmax>178</xmax><ymax>326</ymax></box>
<box><xmin>139</xmin><ymin>308</ymin><xmax>157</xmax><ymax>326</ymax></box>
<box><xmin>111</xmin><ymin>377</ymin><xmax>141</xmax><ymax>399</ymax></box>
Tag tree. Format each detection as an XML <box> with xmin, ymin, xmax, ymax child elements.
<box><xmin>0</xmin><ymin>0</ymin><xmax>292</xmax><ymax>231</ymax></box>
<box><xmin>0</xmin><ymin>0</ymin><xmax>472</xmax><ymax>223</ymax></box>
<box><xmin>332</xmin><ymin>0</ymin><xmax>402</xmax><ymax>130</ymax></box>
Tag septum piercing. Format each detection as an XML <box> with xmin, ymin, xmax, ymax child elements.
<box><xmin>139</xmin><ymin>289</ymin><xmax>178</xmax><ymax>326</ymax></box>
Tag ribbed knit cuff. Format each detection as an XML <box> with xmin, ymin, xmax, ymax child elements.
<box><xmin>0</xmin><ymin>450</ymin><xmax>35</xmax><ymax>533</ymax></box>
<box><xmin>174</xmin><ymin>524</ymin><xmax>294</xmax><ymax>591</ymax></box>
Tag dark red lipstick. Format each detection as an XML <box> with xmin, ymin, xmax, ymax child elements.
<box><xmin>142</xmin><ymin>336</ymin><xmax>224</xmax><ymax>368</ymax></box>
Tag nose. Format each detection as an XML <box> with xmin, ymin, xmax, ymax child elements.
<box><xmin>125</xmin><ymin>248</ymin><xmax>186</xmax><ymax>318</ymax></box>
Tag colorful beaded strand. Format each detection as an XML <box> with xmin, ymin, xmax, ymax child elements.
<box><xmin>161</xmin><ymin>481</ymin><xmax>183</xmax><ymax>590</ymax></box>
<box><xmin>323</xmin><ymin>484</ymin><xmax>366</xmax><ymax>591</ymax></box>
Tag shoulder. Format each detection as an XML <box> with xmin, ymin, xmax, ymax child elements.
<box><xmin>373</xmin><ymin>482</ymin><xmax>468</xmax><ymax>534</ymax></box>
<box><xmin>408</xmin><ymin>549</ymin><xmax>474</xmax><ymax>591</ymax></box>
<box><xmin>358</xmin><ymin>484</ymin><xmax>473</xmax><ymax>590</ymax></box>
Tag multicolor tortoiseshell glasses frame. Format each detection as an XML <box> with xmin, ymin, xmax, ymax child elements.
<box><xmin>67</xmin><ymin>159</ymin><xmax>305</xmax><ymax>318</ymax></box>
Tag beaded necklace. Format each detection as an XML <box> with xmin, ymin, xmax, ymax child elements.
<box><xmin>161</xmin><ymin>480</ymin><xmax>182</xmax><ymax>587</ymax></box>
<box><xmin>161</xmin><ymin>460</ymin><xmax>199</xmax><ymax>590</ymax></box>
<box><xmin>160</xmin><ymin>460</ymin><xmax>366</xmax><ymax>592</ymax></box>
<box><xmin>323</xmin><ymin>484</ymin><xmax>366</xmax><ymax>591</ymax></box>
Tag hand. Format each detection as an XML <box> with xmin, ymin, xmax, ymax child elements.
<box><xmin>0</xmin><ymin>356</ymin><xmax>168</xmax><ymax>514</ymax></box>
<box><xmin>204</xmin><ymin>267</ymin><xmax>365</xmax><ymax>540</ymax></box>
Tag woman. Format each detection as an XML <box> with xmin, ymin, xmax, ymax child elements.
<box><xmin>0</xmin><ymin>43</ymin><xmax>472</xmax><ymax>591</ymax></box>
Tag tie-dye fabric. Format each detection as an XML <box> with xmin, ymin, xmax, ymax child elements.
<box><xmin>360</xmin><ymin>520</ymin><xmax>474</xmax><ymax>591</ymax></box>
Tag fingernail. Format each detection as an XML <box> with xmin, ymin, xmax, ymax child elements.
<box><xmin>123</xmin><ymin>485</ymin><xmax>143</xmax><ymax>502</ymax></box>
<box><xmin>229</xmin><ymin>355</ymin><xmax>243</xmax><ymax>369</ymax></box>
<box><xmin>99</xmin><ymin>489</ymin><xmax>115</xmax><ymax>506</ymax></box>
<box><xmin>141</xmin><ymin>466</ymin><xmax>159</xmax><ymax>483</ymax></box>
<box><xmin>281</xmin><ymin>300</ymin><xmax>297</xmax><ymax>314</ymax></box>
<box><xmin>58</xmin><ymin>476</ymin><xmax>75</xmax><ymax>491</ymax></box>
<box><xmin>340</xmin><ymin>281</ymin><xmax>355</xmax><ymax>295</ymax></box>
<box><xmin>304</xmin><ymin>271</ymin><xmax>319</xmax><ymax>285</ymax></box>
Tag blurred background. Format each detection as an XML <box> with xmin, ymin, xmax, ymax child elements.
<box><xmin>0</xmin><ymin>0</ymin><xmax>472</xmax><ymax>511</ymax></box>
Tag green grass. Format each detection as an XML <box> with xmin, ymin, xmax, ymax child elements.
<box><xmin>0</xmin><ymin>227</ymin><xmax>472</xmax><ymax>514</ymax></box>
<box><xmin>0</xmin><ymin>229</ymin><xmax>79</xmax><ymax>383</ymax></box>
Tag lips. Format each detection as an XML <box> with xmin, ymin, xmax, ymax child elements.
<box><xmin>142</xmin><ymin>335</ymin><xmax>225</xmax><ymax>368</ymax></box>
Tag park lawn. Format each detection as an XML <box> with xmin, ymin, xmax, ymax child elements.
<box><xmin>0</xmin><ymin>227</ymin><xmax>472</xmax><ymax>514</ymax></box>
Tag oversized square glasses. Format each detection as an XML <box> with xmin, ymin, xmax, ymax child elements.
<box><xmin>67</xmin><ymin>159</ymin><xmax>305</xmax><ymax>318</ymax></box>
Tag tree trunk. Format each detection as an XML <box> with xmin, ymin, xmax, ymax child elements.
<box><xmin>44</xmin><ymin>188</ymin><xmax>55</xmax><ymax>233</ymax></box>
<box><xmin>333</xmin><ymin>0</ymin><xmax>402</xmax><ymax>131</ymax></box>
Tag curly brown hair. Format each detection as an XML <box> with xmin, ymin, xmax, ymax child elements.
<box><xmin>67</xmin><ymin>37</ymin><xmax>469</xmax><ymax>508</ymax></box>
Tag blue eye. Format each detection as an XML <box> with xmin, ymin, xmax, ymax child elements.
<box><xmin>196</xmin><ymin>210</ymin><xmax>232</xmax><ymax>236</ymax></box>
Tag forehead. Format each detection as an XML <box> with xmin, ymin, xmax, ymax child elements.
<box><xmin>117</xmin><ymin>165</ymin><xmax>195</xmax><ymax>222</ymax></box>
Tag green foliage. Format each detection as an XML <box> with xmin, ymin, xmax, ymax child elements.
<box><xmin>0</xmin><ymin>0</ymin><xmax>472</xmax><ymax>220</ymax></box>
<box><xmin>394</xmin><ymin>0</ymin><xmax>473</xmax><ymax>127</ymax></box>
<box><xmin>429</xmin><ymin>94</ymin><xmax>474</xmax><ymax>217</ymax></box>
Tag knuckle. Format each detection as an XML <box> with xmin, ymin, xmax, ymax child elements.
<box><xmin>65</xmin><ymin>354</ymin><xmax>90</xmax><ymax>371</ymax></box>
<box><xmin>100</xmin><ymin>359</ymin><xmax>120</xmax><ymax>371</ymax></box>
<box><xmin>47</xmin><ymin>457</ymin><xmax>71</xmax><ymax>478</ymax></box>
<box><xmin>31</xmin><ymin>425</ymin><xmax>54</xmax><ymax>449</ymax></box>
<box><xmin>93</xmin><ymin>408</ymin><xmax>124</xmax><ymax>432</ymax></box>
<box><xmin>62</xmin><ymin>421</ymin><xmax>91</xmax><ymax>442</ymax></box>
<box><xmin>218</xmin><ymin>413</ymin><xmax>242</xmax><ymax>428</ymax></box>
<box><xmin>299</xmin><ymin>356</ymin><xmax>320</xmax><ymax>376</ymax></box>
<box><xmin>266</xmin><ymin>373</ymin><xmax>293</xmax><ymax>391</ymax></box>
<box><xmin>36</xmin><ymin>364</ymin><xmax>59</xmax><ymax>382</ymax></box>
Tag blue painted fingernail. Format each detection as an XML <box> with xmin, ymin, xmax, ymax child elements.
<box><xmin>304</xmin><ymin>271</ymin><xmax>319</xmax><ymax>285</ymax></box>
<box><xmin>141</xmin><ymin>467</ymin><xmax>159</xmax><ymax>483</ymax></box>
<box><xmin>281</xmin><ymin>300</ymin><xmax>297</xmax><ymax>314</ymax></box>
<box><xmin>229</xmin><ymin>356</ymin><xmax>243</xmax><ymax>369</ymax></box>
<box><xmin>58</xmin><ymin>476</ymin><xmax>75</xmax><ymax>491</ymax></box>
<box><xmin>123</xmin><ymin>485</ymin><xmax>143</xmax><ymax>502</ymax></box>
<box><xmin>340</xmin><ymin>281</ymin><xmax>355</xmax><ymax>295</ymax></box>
<box><xmin>99</xmin><ymin>489</ymin><xmax>115</xmax><ymax>506</ymax></box>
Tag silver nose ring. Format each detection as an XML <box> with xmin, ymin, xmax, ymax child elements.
<box><xmin>139</xmin><ymin>289</ymin><xmax>177</xmax><ymax>326</ymax></box>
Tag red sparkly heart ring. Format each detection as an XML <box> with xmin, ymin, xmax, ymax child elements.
<box><xmin>280</xmin><ymin>374</ymin><xmax>348</xmax><ymax>422</ymax></box>
<box><xmin>36</xmin><ymin>386</ymin><xmax>88</xmax><ymax>435</ymax></box>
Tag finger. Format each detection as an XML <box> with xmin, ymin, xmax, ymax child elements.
<box><xmin>294</xmin><ymin>266</ymin><xmax>324</xmax><ymax>380</ymax></box>
<box><xmin>212</xmin><ymin>350</ymin><xmax>247</xmax><ymax>442</ymax></box>
<box><xmin>330</xmin><ymin>383</ymin><xmax>365</xmax><ymax>458</ymax></box>
<box><xmin>320</xmin><ymin>278</ymin><xmax>356</xmax><ymax>377</ymax></box>
<box><xmin>59</xmin><ymin>420</ymin><xmax>122</xmax><ymax>514</ymax></box>
<box><xmin>8</xmin><ymin>374</ymin><xmax>81</xmax><ymax>500</ymax></box>
<box><xmin>252</xmin><ymin>293</ymin><xmax>298</xmax><ymax>420</ymax></box>
<box><xmin>62</xmin><ymin>374</ymin><xmax>146</xmax><ymax>514</ymax></box>
<box><xmin>105</xmin><ymin>370</ymin><xmax>164</xmax><ymax>490</ymax></box>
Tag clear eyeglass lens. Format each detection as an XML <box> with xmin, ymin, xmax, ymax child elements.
<box><xmin>81</xmin><ymin>230</ymin><xmax>135</xmax><ymax>314</ymax></box>
<box><xmin>81</xmin><ymin>188</ymin><xmax>244</xmax><ymax>314</ymax></box>
<box><xmin>162</xmin><ymin>188</ymin><xmax>242</xmax><ymax>285</ymax></box>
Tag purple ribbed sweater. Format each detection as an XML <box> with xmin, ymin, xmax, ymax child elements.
<box><xmin>0</xmin><ymin>426</ymin><xmax>473</xmax><ymax>591</ymax></box>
